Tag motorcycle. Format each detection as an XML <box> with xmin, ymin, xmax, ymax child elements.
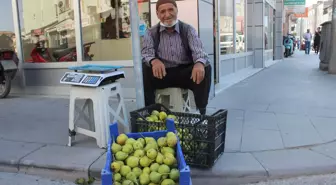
<box><xmin>0</xmin><ymin>49</ymin><xmax>18</xmax><ymax>98</ymax></box>
<box><xmin>27</xmin><ymin>41</ymin><xmax>95</xmax><ymax>63</ymax></box>
<box><xmin>283</xmin><ymin>35</ymin><xmax>294</xmax><ymax>58</ymax></box>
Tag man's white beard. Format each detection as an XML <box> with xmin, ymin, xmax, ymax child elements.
<box><xmin>160</xmin><ymin>19</ymin><xmax>178</xmax><ymax>28</ymax></box>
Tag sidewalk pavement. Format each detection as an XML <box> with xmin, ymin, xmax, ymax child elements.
<box><xmin>2</xmin><ymin>51</ymin><xmax>336</xmax><ymax>185</ymax></box>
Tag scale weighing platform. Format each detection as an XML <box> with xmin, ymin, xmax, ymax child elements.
<box><xmin>60</xmin><ymin>64</ymin><xmax>125</xmax><ymax>87</ymax></box>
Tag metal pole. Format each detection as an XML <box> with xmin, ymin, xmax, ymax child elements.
<box><xmin>115</xmin><ymin>0</ymin><xmax>119</xmax><ymax>39</ymax></box>
<box><xmin>74</xmin><ymin>0</ymin><xmax>83</xmax><ymax>62</ymax></box>
<box><xmin>11</xmin><ymin>0</ymin><xmax>26</xmax><ymax>88</ymax></box>
<box><xmin>328</xmin><ymin>0</ymin><xmax>336</xmax><ymax>74</ymax></box>
<box><xmin>129</xmin><ymin>0</ymin><xmax>145</xmax><ymax>108</ymax></box>
<box><xmin>300</xmin><ymin>18</ymin><xmax>303</xmax><ymax>40</ymax></box>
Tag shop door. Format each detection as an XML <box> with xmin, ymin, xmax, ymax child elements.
<box><xmin>198</xmin><ymin>0</ymin><xmax>216</xmax><ymax>100</ymax></box>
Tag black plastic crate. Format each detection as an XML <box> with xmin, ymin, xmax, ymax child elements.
<box><xmin>130</xmin><ymin>103</ymin><xmax>227</xmax><ymax>168</ymax></box>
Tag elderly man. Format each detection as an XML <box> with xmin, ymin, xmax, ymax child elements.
<box><xmin>141</xmin><ymin>0</ymin><xmax>211</xmax><ymax>115</ymax></box>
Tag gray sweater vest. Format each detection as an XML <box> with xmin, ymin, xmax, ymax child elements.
<box><xmin>148</xmin><ymin>21</ymin><xmax>193</xmax><ymax>62</ymax></box>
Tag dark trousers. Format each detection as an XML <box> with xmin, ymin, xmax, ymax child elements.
<box><xmin>314</xmin><ymin>43</ymin><xmax>320</xmax><ymax>54</ymax></box>
<box><xmin>142</xmin><ymin>63</ymin><xmax>211</xmax><ymax>113</ymax></box>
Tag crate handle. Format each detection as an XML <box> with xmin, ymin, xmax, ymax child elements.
<box><xmin>132</xmin><ymin>103</ymin><xmax>172</xmax><ymax>120</ymax></box>
<box><xmin>210</xmin><ymin>109</ymin><xmax>227</xmax><ymax>117</ymax></box>
<box><xmin>193</xmin><ymin>109</ymin><xmax>227</xmax><ymax>126</ymax></box>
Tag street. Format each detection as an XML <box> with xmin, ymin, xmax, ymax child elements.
<box><xmin>246</xmin><ymin>173</ymin><xmax>336</xmax><ymax>185</ymax></box>
<box><xmin>4</xmin><ymin>172</ymin><xmax>336</xmax><ymax>185</ymax></box>
<box><xmin>0</xmin><ymin>172</ymin><xmax>77</xmax><ymax>185</ymax></box>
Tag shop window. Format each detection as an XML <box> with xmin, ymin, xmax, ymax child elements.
<box><xmin>219</xmin><ymin>0</ymin><xmax>234</xmax><ymax>55</ymax></box>
<box><xmin>81</xmin><ymin>0</ymin><xmax>150</xmax><ymax>62</ymax></box>
<box><xmin>235</xmin><ymin>0</ymin><xmax>245</xmax><ymax>53</ymax></box>
<box><xmin>19</xmin><ymin>0</ymin><xmax>77</xmax><ymax>63</ymax></box>
<box><xmin>0</xmin><ymin>0</ymin><xmax>15</xmax><ymax>51</ymax></box>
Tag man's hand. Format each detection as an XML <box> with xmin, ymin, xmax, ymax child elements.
<box><xmin>151</xmin><ymin>59</ymin><xmax>166</xmax><ymax>79</ymax></box>
<box><xmin>191</xmin><ymin>62</ymin><xmax>205</xmax><ymax>84</ymax></box>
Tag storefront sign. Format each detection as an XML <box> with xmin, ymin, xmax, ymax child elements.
<box><xmin>139</xmin><ymin>20</ymin><xmax>147</xmax><ymax>37</ymax></box>
<box><xmin>284</xmin><ymin>0</ymin><xmax>305</xmax><ymax>6</ymax></box>
<box><xmin>285</xmin><ymin>6</ymin><xmax>306</xmax><ymax>14</ymax></box>
<box><xmin>294</xmin><ymin>7</ymin><xmax>308</xmax><ymax>17</ymax></box>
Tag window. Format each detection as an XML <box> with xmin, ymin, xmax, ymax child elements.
<box><xmin>80</xmin><ymin>0</ymin><xmax>150</xmax><ymax>62</ymax></box>
<box><xmin>81</xmin><ymin>0</ymin><xmax>131</xmax><ymax>61</ymax></box>
<box><xmin>0</xmin><ymin>0</ymin><xmax>15</xmax><ymax>51</ymax></box>
<box><xmin>81</xmin><ymin>0</ymin><xmax>149</xmax><ymax>61</ymax></box>
<box><xmin>219</xmin><ymin>0</ymin><xmax>234</xmax><ymax>55</ymax></box>
<box><xmin>235</xmin><ymin>0</ymin><xmax>245</xmax><ymax>53</ymax></box>
<box><xmin>19</xmin><ymin>0</ymin><xmax>76</xmax><ymax>63</ymax></box>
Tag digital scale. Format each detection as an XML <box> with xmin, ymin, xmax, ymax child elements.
<box><xmin>60</xmin><ymin>64</ymin><xmax>125</xmax><ymax>87</ymax></box>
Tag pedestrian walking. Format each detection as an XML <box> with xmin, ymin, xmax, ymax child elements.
<box><xmin>314</xmin><ymin>27</ymin><xmax>321</xmax><ymax>54</ymax></box>
<box><xmin>304</xmin><ymin>29</ymin><xmax>312</xmax><ymax>54</ymax></box>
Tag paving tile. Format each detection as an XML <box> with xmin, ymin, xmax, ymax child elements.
<box><xmin>0</xmin><ymin>139</ymin><xmax>44</xmax><ymax>166</ymax></box>
<box><xmin>311</xmin><ymin>142</ymin><xmax>336</xmax><ymax>159</ymax></box>
<box><xmin>227</xmin><ymin>109</ymin><xmax>245</xmax><ymax>121</ymax></box>
<box><xmin>276</xmin><ymin>114</ymin><xmax>323</xmax><ymax>148</ymax></box>
<box><xmin>267</xmin><ymin>104</ymin><xmax>307</xmax><ymax>115</ymax></box>
<box><xmin>20</xmin><ymin>145</ymin><xmax>105</xmax><ymax>171</ymax></box>
<box><xmin>241</xmin><ymin>127</ymin><xmax>284</xmax><ymax>152</ymax></box>
<box><xmin>209</xmin><ymin>100</ymin><xmax>268</xmax><ymax>112</ymax></box>
<box><xmin>229</xmin><ymin>103</ymin><xmax>269</xmax><ymax>112</ymax></box>
<box><xmin>192</xmin><ymin>153</ymin><xmax>267</xmax><ymax>178</ymax></box>
<box><xmin>224</xmin><ymin>120</ymin><xmax>243</xmax><ymax>152</ymax></box>
<box><xmin>310</xmin><ymin>117</ymin><xmax>336</xmax><ymax>142</ymax></box>
<box><xmin>89</xmin><ymin>153</ymin><xmax>107</xmax><ymax>179</ymax></box>
<box><xmin>212</xmin><ymin>153</ymin><xmax>267</xmax><ymax>177</ymax></box>
<box><xmin>306</xmin><ymin>107</ymin><xmax>336</xmax><ymax>118</ymax></box>
<box><xmin>244</xmin><ymin>111</ymin><xmax>278</xmax><ymax>130</ymax></box>
<box><xmin>253</xmin><ymin>148</ymin><xmax>336</xmax><ymax>177</ymax></box>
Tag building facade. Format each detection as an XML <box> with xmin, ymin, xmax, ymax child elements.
<box><xmin>9</xmin><ymin>0</ymin><xmax>284</xmax><ymax>99</ymax></box>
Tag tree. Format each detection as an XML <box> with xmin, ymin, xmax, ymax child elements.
<box><xmin>328</xmin><ymin>0</ymin><xmax>336</xmax><ymax>74</ymax></box>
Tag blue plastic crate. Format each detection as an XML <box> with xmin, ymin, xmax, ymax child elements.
<box><xmin>101</xmin><ymin>119</ymin><xmax>192</xmax><ymax>185</ymax></box>
<box><xmin>68</xmin><ymin>64</ymin><xmax>123</xmax><ymax>72</ymax></box>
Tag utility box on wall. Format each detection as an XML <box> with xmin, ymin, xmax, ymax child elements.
<box><xmin>319</xmin><ymin>21</ymin><xmax>332</xmax><ymax>71</ymax></box>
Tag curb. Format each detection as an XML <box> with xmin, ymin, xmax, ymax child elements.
<box><xmin>2</xmin><ymin>140</ymin><xmax>336</xmax><ymax>185</ymax></box>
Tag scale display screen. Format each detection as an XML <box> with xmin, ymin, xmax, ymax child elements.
<box><xmin>61</xmin><ymin>73</ymin><xmax>85</xmax><ymax>83</ymax></box>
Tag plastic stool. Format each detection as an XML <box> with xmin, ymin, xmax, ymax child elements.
<box><xmin>68</xmin><ymin>82</ymin><xmax>129</xmax><ymax>148</ymax></box>
<box><xmin>155</xmin><ymin>88</ymin><xmax>191</xmax><ymax>112</ymax></box>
